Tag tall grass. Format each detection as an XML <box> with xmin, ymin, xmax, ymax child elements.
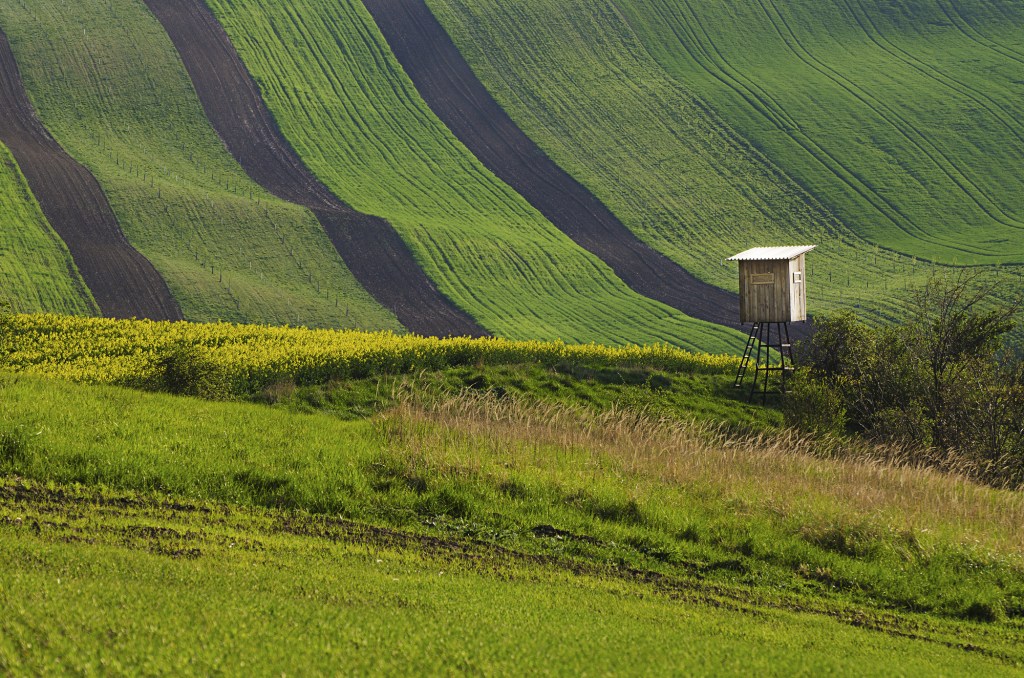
<box><xmin>396</xmin><ymin>391</ymin><xmax>1024</xmax><ymax>555</ymax></box>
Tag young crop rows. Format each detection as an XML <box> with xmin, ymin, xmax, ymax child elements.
<box><xmin>0</xmin><ymin>0</ymin><xmax>396</xmax><ymax>331</ymax></box>
<box><xmin>204</xmin><ymin>0</ymin><xmax>744</xmax><ymax>352</ymax></box>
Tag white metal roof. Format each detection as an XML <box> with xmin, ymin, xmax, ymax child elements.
<box><xmin>727</xmin><ymin>245</ymin><xmax>816</xmax><ymax>261</ymax></box>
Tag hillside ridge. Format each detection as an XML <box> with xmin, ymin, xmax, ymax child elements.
<box><xmin>0</xmin><ymin>30</ymin><xmax>180</xmax><ymax>320</ymax></box>
<box><xmin>143</xmin><ymin>0</ymin><xmax>485</xmax><ymax>337</ymax></box>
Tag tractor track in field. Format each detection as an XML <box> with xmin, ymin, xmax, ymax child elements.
<box><xmin>635</xmin><ymin>0</ymin><xmax>1011</xmax><ymax>258</ymax></box>
<box><xmin>940</xmin><ymin>0</ymin><xmax>1024</xmax><ymax>66</ymax></box>
<box><xmin>362</xmin><ymin>0</ymin><xmax>747</xmax><ymax>335</ymax></box>
<box><xmin>844</xmin><ymin>0</ymin><xmax>1024</xmax><ymax>150</ymax></box>
<box><xmin>4</xmin><ymin>477</ymin><xmax>1018</xmax><ymax>665</ymax></box>
<box><xmin>0</xmin><ymin>30</ymin><xmax>181</xmax><ymax>321</ymax></box>
<box><xmin>142</xmin><ymin>0</ymin><xmax>485</xmax><ymax>338</ymax></box>
<box><xmin>756</xmin><ymin>0</ymin><xmax>1024</xmax><ymax>233</ymax></box>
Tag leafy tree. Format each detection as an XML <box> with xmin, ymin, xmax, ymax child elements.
<box><xmin>789</xmin><ymin>271</ymin><xmax>1023</xmax><ymax>485</ymax></box>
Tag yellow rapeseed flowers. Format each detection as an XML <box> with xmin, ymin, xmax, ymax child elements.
<box><xmin>1</xmin><ymin>314</ymin><xmax>737</xmax><ymax>393</ymax></box>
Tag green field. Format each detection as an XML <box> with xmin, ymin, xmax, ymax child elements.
<box><xmin>3</xmin><ymin>483</ymin><xmax>1021</xmax><ymax>675</ymax></box>
<box><xmin>427</xmin><ymin>0</ymin><xmax>1024</xmax><ymax>328</ymax></box>
<box><xmin>0</xmin><ymin>0</ymin><xmax>397</xmax><ymax>330</ymax></box>
<box><xmin>0</xmin><ymin>367</ymin><xmax>1022</xmax><ymax>672</ymax></box>
<box><xmin>0</xmin><ymin>143</ymin><xmax>95</xmax><ymax>315</ymax></box>
<box><xmin>617</xmin><ymin>0</ymin><xmax>1024</xmax><ymax>264</ymax></box>
<box><xmin>203</xmin><ymin>0</ymin><xmax>743</xmax><ymax>352</ymax></box>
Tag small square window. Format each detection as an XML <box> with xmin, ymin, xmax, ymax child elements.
<box><xmin>793</xmin><ymin>271</ymin><xmax>803</xmax><ymax>284</ymax></box>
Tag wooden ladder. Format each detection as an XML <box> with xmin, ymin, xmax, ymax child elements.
<box><xmin>733</xmin><ymin>323</ymin><xmax>761</xmax><ymax>388</ymax></box>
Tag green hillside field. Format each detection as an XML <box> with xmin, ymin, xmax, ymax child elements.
<box><xmin>427</xmin><ymin>0</ymin><xmax>1024</xmax><ymax>329</ymax></box>
<box><xmin>203</xmin><ymin>0</ymin><xmax>744</xmax><ymax>352</ymax></box>
<box><xmin>0</xmin><ymin>326</ymin><xmax>1022</xmax><ymax>671</ymax></box>
<box><xmin>617</xmin><ymin>0</ymin><xmax>1024</xmax><ymax>264</ymax></box>
<box><xmin>0</xmin><ymin>142</ymin><xmax>96</xmax><ymax>315</ymax></box>
<box><xmin>0</xmin><ymin>0</ymin><xmax>398</xmax><ymax>330</ymax></box>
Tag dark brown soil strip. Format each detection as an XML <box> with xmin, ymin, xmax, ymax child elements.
<box><xmin>362</xmin><ymin>0</ymin><xmax>746</xmax><ymax>334</ymax></box>
<box><xmin>142</xmin><ymin>0</ymin><xmax>486</xmax><ymax>338</ymax></box>
<box><xmin>0</xmin><ymin>31</ymin><xmax>181</xmax><ymax>320</ymax></box>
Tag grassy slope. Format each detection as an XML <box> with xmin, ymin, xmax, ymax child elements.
<box><xmin>0</xmin><ymin>143</ymin><xmax>96</xmax><ymax>315</ymax></box>
<box><xmin>1</xmin><ymin>484</ymin><xmax>1019</xmax><ymax>675</ymax></box>
<box><xmin>0</xmin><ymin>0</ymin><xmax>397</xmax><ymax>330</ymax></box>
<box><xmin>0</xmin><ymin>374</ymin><xmax>1022</xmax><ymax>671</ymax></box>
<box><xmin>615</xmin><ymin>0</ymin><xmax>1024</xmax><ymax>265</ymax></box>
<box><xmin>427</xmin><ymin>0</ymin><xmax>1024</xmax><ymax>328</ymax></box>
<box><xmin>204</xmin><ymin>0</ymin><xmax>744</xmax><ymax>352</ymax></box>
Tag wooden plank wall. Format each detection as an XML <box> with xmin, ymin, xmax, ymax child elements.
<box><xmin>739</xmin><ymin>259</ymin><xmax>791</xmax><ymax>323</ymax></box>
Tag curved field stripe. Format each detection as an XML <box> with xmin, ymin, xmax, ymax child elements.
<box><xmin>423</xmin><ymin>0</ymin><xmax>1024</xmax><ymax>350</ymax></box>
<box><xmin>142</xmin><ymin>0</ymin><xmax>483</xmax><ymax>338</ymax></box>
<box><xmin>204</xmin><ymin>0</ymin><xmax>746</xmax><ymax>352</ymax></box>
<box><xmin>0</xmin><ymin>30</ymin><xmax>180</xmax><ymax>321</ymax></box>
<box><xmin>0</xmin><ymin>0</ymin><xmax>399</xmax><ymax>331</ymax></box>
<box><xmin>362</xmin><ymin>0</ymin><xmax>743</xmax><ymax>333</ymax></box>
<box><xmin>0</xmin><ymin>142</ymin><xmax>97</xmax><ymax>315</ymax></box>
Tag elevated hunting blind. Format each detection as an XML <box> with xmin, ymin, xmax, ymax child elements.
<box><xmin>727</xmin><ymin>245</ymin><xmax>816</xmax><ymax>401</ymax></box>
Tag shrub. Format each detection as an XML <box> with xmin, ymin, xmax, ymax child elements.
<box><xmin>791</xmin><ymin>272</ymin><xmax>1022</xmax><ymax>485</ymax></box>
<box><xmin>783</xmin><ymin>371</ymin><xmax>847</xmax><ymax>436</ymax></box>
<box><xmin>153</xmin><ymin>343</ymin><xmax>228</xmax><ymax>399</ymax></box>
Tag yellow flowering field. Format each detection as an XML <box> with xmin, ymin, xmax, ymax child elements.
<box><xmin>0</xmin><ymin>314</ymin><xmax>737</xmax><ymax>394</ymax></box>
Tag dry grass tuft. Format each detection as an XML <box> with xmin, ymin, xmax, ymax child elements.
<box><xmin>384</xmin><ymin>389</ymin><xmax>1024</xmax><ymax>555</ymax></box>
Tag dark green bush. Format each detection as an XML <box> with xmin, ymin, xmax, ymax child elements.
<box><xmin>783</xmin><ymin>371</ymin><xmax>847</xmax><ymax>436</ymax></box>
<box><xmin>792</xmin><ymin>272</ymin><xmax>1022</xmax><ymax>485</ymax></box>
<box><xmin>154</xmin><ymin>343</ymin><xmax>229</xmax><ymax>399</ymax></box>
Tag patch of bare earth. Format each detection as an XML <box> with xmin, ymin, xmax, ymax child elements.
<box><xmin>143</xmin><ymin>0</ymin><xmax>485</xmax><ymax>337</ymax></box>
<box><xmin>0</xmin><ymin>30</ymin><xmax>181</xmax><ymax>320</ymax></box>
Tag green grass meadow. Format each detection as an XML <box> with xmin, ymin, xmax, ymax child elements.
<box><xmin>0</xmin><ymin>0</ymin><xmax>397</xmax><ymax>330</ymax></box>
<box><xmin>3</xmin><ymin>486</ymin><xmax>1020</xmax><ymax>676</ymax></box>
<box><xmin>203</xmin><ymin>0</ymin><xmax>744</xmax><ymax>352</ymax></box>
<box><xmin>1</xmin><ymin>370</ymin><xmax>1023</xmax><ymax>672</ymax></box>
<box><xmin>0</xmin><ymin>143</ymin><xmax>96</xmax><ymax>316</ymax></box>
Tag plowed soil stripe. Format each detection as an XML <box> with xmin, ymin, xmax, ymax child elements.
<box><xmin>0</xmin><ymin>30</ymin><xmax>181</xmax><ymax>321</ymax></box>
<box><xmin>362</xmin><ymin>0</ymin><xmax>743</xmax><ymax>332</ymax></box>
<box><xmin>142</xmin><ymin>0</ymin><xmax>485</xmax><ymax>338</ymax></box>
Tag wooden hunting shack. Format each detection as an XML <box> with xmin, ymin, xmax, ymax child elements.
<box><xmin>727</xmin><ymin>246</ymin><xmax>816</xmax><ymax>323</ymax></box>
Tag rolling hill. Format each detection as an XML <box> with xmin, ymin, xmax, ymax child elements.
<box><xmin>0</xmin><ymin>0</ymin><xmax>1021</xmax><ymax>349</ymax></box>
<box><xmin>192</xmin><ymin>0</ymin><xmax>747</xmax><ymax>352</ymax></box>
<box><xmin>0</xmin><ymin>3</ymin><xmax>1022</xmax><ymax>670</ymax></box>
<box><xmin>425</xmin><ymin>0</ymin><xmax>1023</xmax><ymax>326</ymax></box>
<box><xmin>0</xmin><ymin>0</ymin><xmax>399</xmax><ymax>330</ymax></box>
